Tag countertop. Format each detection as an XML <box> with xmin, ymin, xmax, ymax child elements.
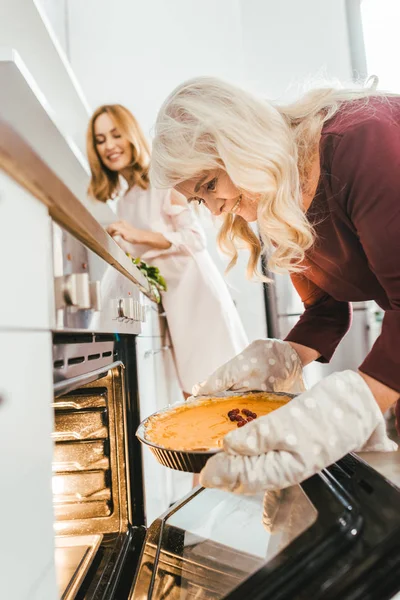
<box><xmin>358</xmin><ymin>413</ymin><xmax>400</xmax><ymax>488</ymax></box>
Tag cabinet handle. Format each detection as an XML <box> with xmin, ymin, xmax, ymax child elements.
<box><xmin>144</xmin><ymin>345</ymin><xmax>170</xmax><ymax>358</ymax></box>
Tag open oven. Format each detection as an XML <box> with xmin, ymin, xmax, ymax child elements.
<box><xmin>52</xmin><ymin>333</ymin><xmax>146</xmax><ymax>600</ymax></box>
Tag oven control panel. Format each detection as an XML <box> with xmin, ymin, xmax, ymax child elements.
<box><xmin>52</xmin><ymin>223</ymin><xmax>147</xmax><ymax>334</ymax></box>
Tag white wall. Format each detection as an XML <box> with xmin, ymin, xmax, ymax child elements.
<box><xmin>240</xmin><ymin>0</ymin><xmax>353</xmax><ymax>100</ymax></box>
<box><xmin>361</xmin><ymin>0</ymin><xmax>400</xmax><ymax>93</ymax></box>
<box><xmin>67</xmin><ymin>0</ymin><xmax>244</xmax><ymax>135</ymax></box>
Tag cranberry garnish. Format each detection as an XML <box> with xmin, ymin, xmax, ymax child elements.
<box><xmin>235</xmin><ymin>415</ymin><xmax>245</xmax><ymax>422</ymax></box>
<box><xmin>241</xmin><ymin>408</ymin><xmax>251</xmax><ymax>416</ymax></box>
<box><xmin>229</xmin><ymin>414</ymin><xmax>237</xmax><ymax>422</ymax></box>
<box><xmin>237</xmin><ymin>420</ymin><xmax>246</xmax><ymax>427</ymax></box>
<box><xmin>246</xmin><ymin>416</ymin><xmax>254</xmax><ymax>422</ymax></box>
<box><xmin>228</xmin><ymin>408</ymin><xmax>240</xmax><ymax>418</ymax></box>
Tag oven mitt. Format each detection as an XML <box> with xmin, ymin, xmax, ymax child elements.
<box><xmin>192</xmin><ymin>339</ymin><xmax>306</xmax><ymax>396</ymax></box>
<box><xmin>199</xmin><ymin>370</ymin><xmax>398</xmax><ymax>494</ymax></box>
<box><xmin>262</xmin><ymin>487</ymin><xmax>313</xmax><ymax>536</ymax></box>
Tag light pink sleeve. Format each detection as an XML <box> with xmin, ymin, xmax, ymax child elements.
<box><xmin>158</xmin><ymin>190</ymin><xmax>207</xmax><ymax>255</ymax></box>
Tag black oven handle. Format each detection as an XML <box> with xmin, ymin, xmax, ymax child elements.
<box><xmin>53</xmin><ymin>360</ymin><xmax>124</xmax><ymax>398</ymax></box>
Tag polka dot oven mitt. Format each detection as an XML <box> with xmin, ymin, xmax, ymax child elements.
<box><xmin>199</xmin><ymin>370</ymin><xmax>398</xmax><ymax>495</ymax></box>
<box><xmin>192</xmin><ymin>339</ymin><xmax>306</xmax><ymax>397</ymax></box>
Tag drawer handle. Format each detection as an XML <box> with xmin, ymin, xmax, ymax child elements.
<box><xmin>144</xmin><ymin>346</ymin><xmax>170</xmax><ymax>358</ymax></box>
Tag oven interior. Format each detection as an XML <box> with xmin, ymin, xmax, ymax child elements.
<box><xmin>52</xmin><ymin>334</ymin><xmax>145</xmax><ymax>600</ymax></box>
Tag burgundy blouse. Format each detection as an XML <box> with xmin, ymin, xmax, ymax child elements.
<box><xmin>285</xmin><ymin>97</ymin><xmax>400</xmax><ymax>396</ymax></box>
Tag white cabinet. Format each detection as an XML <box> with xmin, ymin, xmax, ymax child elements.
<box><xmin>136</xmin><ymin>315</ymin><xmax>191</xmax><ymax>526</ymax></box>
<box><xmin>139</xmin><ymin>296</ymin><xmax>167</xmax><ymax>338</ymax></box>
<box><xmin>0</xmin><ymin>331</ymin><xmax>57</xmax><ymax>600</ymax></box>
<box><xmin>0</xmin><ymin>171</ymin><xmax>54</xmax><ymax>330</ymax></box>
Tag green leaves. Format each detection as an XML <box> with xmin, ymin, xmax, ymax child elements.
<box><xmin>127</xmin><ymin>254</ymin><xmax>167</xmax><ymax>303</ymax></box>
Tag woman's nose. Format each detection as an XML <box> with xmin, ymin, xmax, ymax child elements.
<box><xmin>105</xmin><ymin>137</ymin><xmax>116</xmax><ymax>150</ymax></box>
<box><xmin>209</xmin><ymin>198</ymin><xmax>225</xmax><ymax>216</ymax></box>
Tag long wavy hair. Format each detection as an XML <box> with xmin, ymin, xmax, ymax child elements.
<box><xmin>87</xmin><ymin>104</ymin><xmax>150</xmax><ymax>202</ymax></box>
<box><xmin>150</xmin><ymin>76</ymin><xmax>384</xmax><ymax>277</ymax></box>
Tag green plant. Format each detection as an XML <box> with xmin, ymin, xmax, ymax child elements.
<box><xmin>127</xmin><ymin>254</ymin><xmax>167</xmax><ymax>302</ymax></box>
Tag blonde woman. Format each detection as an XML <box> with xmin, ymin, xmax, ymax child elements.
<box><xmin>151</xmin><ymin>77</ymin><xmax>399</xmax><ymax>494</ymax></box>
<box><xmin>87</xmin><ymin>104</ymin><xmax>248</xmax><ymax>399</ymax></box>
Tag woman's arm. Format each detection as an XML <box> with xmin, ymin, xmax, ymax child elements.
<box><xmin>140</xmin><ymin>230</ymin><xmax>172</xmax><ymax>250</ymax></box>
<box><xmin>106</xmin><ymin>220</ymin><xmax>172</xmax><ymax>250</ymax></box>
<box><xmin>287</xmin><ymin>341</ymin><xmax>320</xmax><ymax>365</ymax></box>
<box><xmin>359</xmin><ymin>371</ymin><xmax>398</xmax><ymax>414</ymax></box>
<box><xmin>288</xmin><ymin>340</ymin><xmax>398</xmax><ymax>413</ymax></box>
<box><xmin>284</xmin><ymin>273</ymin><xmax>353</xmax><ymax>365</ymax></box>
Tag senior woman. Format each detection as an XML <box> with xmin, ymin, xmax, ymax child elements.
<box><xmin>150</xmin><ymin>77</ymin><xmax>399</xmax><ymax>494</ymax></box>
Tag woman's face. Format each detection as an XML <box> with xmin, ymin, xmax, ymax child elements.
<box><xmin>94</xmin><ymin>112</ymin><xmax>133</xmax><ymax>172</ymax></box>
<box><xmin>176</xmin><ymin>170</ymin><xmax>258</xmax><ymax>222</ymax></box>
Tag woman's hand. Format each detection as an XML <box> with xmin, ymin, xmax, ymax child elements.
<box><xmin>192</xmin><ymin>339</ymin><xmax>306</xmax><ymax>396</ymax></box>
<box><xmin>107</xmin><ymin>221</ymin><xmax>172</xmax><ymax>250</ymax></box>
<box><xmin>200</xmin><ymin>370</ymin><xmax>397</xmax><ymax>495</ymax></box>
<box><xmin>107</xmin><ymin>220</ymin><xmax>147</xmax><ymax>244</ymax></box>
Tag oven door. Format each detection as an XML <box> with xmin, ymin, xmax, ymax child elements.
<box><xmin>128</xmin><ymin>455</ymin><xmax>400</xmax><ymax>600</ymax></box>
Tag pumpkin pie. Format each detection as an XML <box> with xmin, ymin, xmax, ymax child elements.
<box><xmin>144</xmin><ymin>392</ymin><xmax>291</xmax><ymax>451</ymax></box>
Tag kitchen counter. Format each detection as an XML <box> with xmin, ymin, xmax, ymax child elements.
<box><xmin>358</xmin><ymin>413</ymin><xmax>400</xmax><ymax>489</ymax></box>
<box><xmin>0</xmin><ymin>117</ymin><xmax>157</xmax><ymax>301</ymax></box>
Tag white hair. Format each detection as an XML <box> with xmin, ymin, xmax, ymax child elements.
<box><xmin>150</xmin><ymin>76</ymin><xmax>384</xmax><ymax>277</ymax></box>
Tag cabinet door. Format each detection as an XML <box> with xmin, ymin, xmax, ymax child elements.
<box><xmin>139</xmin><ymin>296</ymin><xmax>167</xmax><ymax>338</ymax></box>
<box><xmin>0</xmin><ymin>331</ymin><xmax>57</xmax><ymax>600</ymax></box>
<box><xmin>135</xmin><ymin>336</ymin><xmax>190</xmax><ymax>525</ymax></box>
<box><xmin>0</xmin><ymin>172</ymin><xmax>54</xmax><ymax>330</ymax></box>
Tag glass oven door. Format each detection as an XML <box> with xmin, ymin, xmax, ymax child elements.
<box><xmin>129</xmin><ymin>455</ymin><xmax>400</xmax><ymax>600</ymax></box>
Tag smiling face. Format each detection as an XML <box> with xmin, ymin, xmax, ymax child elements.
<box><xmin>93</xmin><ymin>112</ymin><xmax>133</xmax><ymax>172</ymax></box>
<box><xmin>176</xmin><ymin>169</ymin><xmax>259</xmax><ymax>222</ymax></box>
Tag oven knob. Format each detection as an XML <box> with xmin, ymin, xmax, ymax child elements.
<box><xmin>55</xmin><ymin>273</ymin><xmax>91</xmax><ymax>309</ymax></box>
<box><xmin>117</xmin><ymin>298</ymin><xmax>134</xmax><ymax>320</ymax></box>
<box><xmin>89</xmin><ymin>281</ymin><xmax>101</xmax><ymax>312</ymax></box>
<box><xmin>132</xmin><ymin>300</ymin><xmax>140</xmax><ymax>321</ymax></box>
<box><xmin>131</xmin><ymin>300</ymin><xmax>145</xmax><ymax>322</ymax></box>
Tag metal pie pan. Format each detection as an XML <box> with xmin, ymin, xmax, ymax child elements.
<box><xmin>136</xmin><ymin>391</ymin><xmax>295</xmax><ymax>473</ymax></box>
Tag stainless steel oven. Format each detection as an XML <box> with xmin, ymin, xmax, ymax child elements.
<box><xmin>50</xmin><ymin>223</ymin><xmax>148</xmax><ymax>599</ymax></box>
<box><xmin>52</xmin><ymin>335</ymin><xmax>146</xmax><ymax>600</ymax></box>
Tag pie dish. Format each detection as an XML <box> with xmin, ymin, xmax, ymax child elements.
<box><xmin>136</xmin><ymin>391</ymin><xmax>294</xmax><ymax>473</ymax></box>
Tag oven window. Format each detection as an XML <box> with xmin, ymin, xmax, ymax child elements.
<box><xmin>135</xmin><ymin>486</ymin><xmax>317</xmax><ymax>599</ymax></box>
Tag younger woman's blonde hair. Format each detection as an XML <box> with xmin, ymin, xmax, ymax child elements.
<box><xmin>150</xmin><ymin>76</ymin><xmax>384</xmax><ymax>277</ymax></box>
<box><xmin>87</xmin><ymin>104</ymin><xmax>151</xmax><ymax>202</ymax></box>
